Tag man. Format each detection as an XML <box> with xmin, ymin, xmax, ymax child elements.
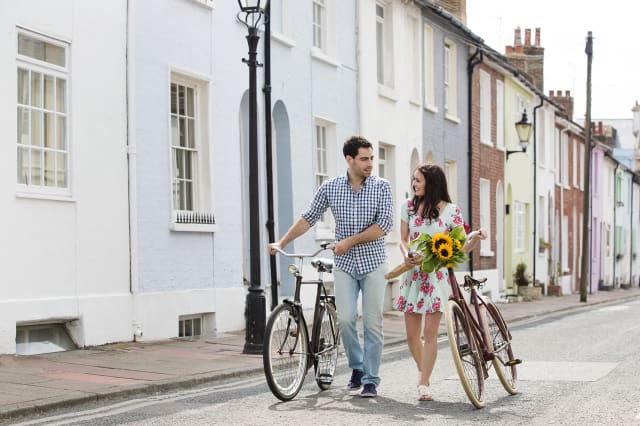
<box><xmin>269</xmin><ymin>136</ymin><xmax>393</xmax><ymax>398</ymax></box>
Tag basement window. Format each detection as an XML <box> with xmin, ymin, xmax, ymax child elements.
<box><xmin>178</xmin><ymin>315</ymin><xmax>202</xmax><ymax>338</ymax></box>
<box><xmin>16</xmin><ymin>324</ymin><xmax>76</xmax><ymax>355</ymax></box>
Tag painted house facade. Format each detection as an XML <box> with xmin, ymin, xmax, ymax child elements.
<box><xmin>0</xmin><ymin>0</ymin><xmax>131</xmax><ymax>354</ymax></box>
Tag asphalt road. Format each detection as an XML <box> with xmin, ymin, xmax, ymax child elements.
<box><xmin>9</xmin><ymin>299</ymin><xmax>640</xmax><ymax>426</ymax></box>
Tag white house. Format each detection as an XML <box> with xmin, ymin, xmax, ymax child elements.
<box><xmin>0</xmin><ymin>1</ymin><xmax>131</xmax><ymax>354</ymax></box>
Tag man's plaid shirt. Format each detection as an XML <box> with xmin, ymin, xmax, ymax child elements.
<box><xmin>302</xmin><ymin>174</ymin><xmax>393</xmax><ymax>275</ymax></box>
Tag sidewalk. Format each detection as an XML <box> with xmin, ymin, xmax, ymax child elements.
<box><xmin>1</xmin><ymin>286</ymin><xmax>639</xmax><ymax>420</ymax></box>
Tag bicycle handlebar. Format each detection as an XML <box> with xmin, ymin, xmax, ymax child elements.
<box><xmin>269</xmin><ymin>241</ymin><xmax>335</xmax><ymax>258</ymax></box>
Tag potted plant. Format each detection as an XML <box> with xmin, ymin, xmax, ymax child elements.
<box><xmin>547</xmin><ymin>273</ymin><xmax>562</xmax><ymax>296</ymax></box>
<box><xmin>538</xmin><ymin>238</ymin><xmax>551</xmax><ymax>254</ymax></box>
<box><xmin>513</xmin><ymin>263</ymin><xmax>541</xmax><ymax>301</ymax></box>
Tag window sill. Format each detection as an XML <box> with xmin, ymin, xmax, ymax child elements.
<box><xmin>377</xmin><ymin>84</ymin><xmax>398</xmax><ymax>102</ymax></box>
<box><xmin>171</xmin><ymin>223</ymin><xmax>217</xmax><ymax>233</ymax></box>
<box><xmin>480</xmin><ymin>250</ymin><xmax>494</xmax><ymax>257</ymax></box>
<box><xmin>480</xmin><ymin>139</ymin><xmax>494</xmax><ymax>147</ymax></box>
<box><xmin>311</xmin><ymin>48</ymin><xmax>339</xmax><ymax>67</ymax></box>
<box><xmin>424</xmin><ymin>104</ymin><xmax>438</xmax><ymax>114</ymax></box>
<box><xmin>15</xmin><ymin>190</ymin><xmax>75</xmax><ymax>203</ymax></box>
<box><xmin>190</xmin><ymin>0</ymin><xmax>215</xmax><ymax>9</ymax></box>
<box><xmin>272</xmin><ymin>32</ymin><xmax>296</xmax><ymax>48</ymax></box>
<box><xmin>409</xmin><ymin>98</ymin><xmax>422</xmax><ymax>108</ymax></box>
<box><xmin>445</xmin><ymin>113</ymin><xmax>461</xmax><ymax>124</ymax></box>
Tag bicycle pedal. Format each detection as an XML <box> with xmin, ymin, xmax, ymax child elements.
<box><xmin>506</xmin><ymin>358</ymin><xmax>522</xmax><ymax>366</ymax></box>
<box><xmin>317</xmin><ymin>374</ymin><xmax>333</xmax><ymax>384</ymax></box>
<box><xmin>289</xmin><ymin>331</ymin><xmax>298</xmax><ymax>337</ymax></box>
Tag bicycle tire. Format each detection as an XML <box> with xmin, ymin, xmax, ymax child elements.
<box><xmin>484</xmin><ymin>299</ymin><xmax>518</xmax><ymax>394</ymax></box>
<box><xmin>446</xmin><ymin>300</ymin><xmax>485</xmax><ymax>408</ymax></box>
<box><xmin>263</xmin><ymin>303</ymin><xmax>309</xmax><ymax>401</ymax></box>
<box><xmin>313</xmin><ymin>300</ymin><xmax>340</xmax><ymax>390</ymax></box>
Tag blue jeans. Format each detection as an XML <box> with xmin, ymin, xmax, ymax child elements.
<box><xmin>334</xmin><ymin>263</ymin><xmax>386</xmax><ymax>386</ymax></box>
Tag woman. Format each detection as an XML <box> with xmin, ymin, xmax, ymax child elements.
<box><xmin>394</xmin><ymin>164</ymin><xmax>485</xmax><ymax>401</ymax></box>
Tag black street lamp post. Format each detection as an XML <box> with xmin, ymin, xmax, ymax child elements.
<box><xmin>237</xmin><ymin>0</ymin><xmax>267</xmax><ymax>354</ymax></box>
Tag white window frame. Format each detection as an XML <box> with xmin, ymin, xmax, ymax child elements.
<box><xmin>423</xmin><ymin>23</ymin><xmax>436</xmax><ymax>111</ymax></box>
<box><xmin>444</xmin><ymin>160</ymin><xmax>458</xmax><ymax>203</ymax></box>
<box><xmin>555</xmin><ymin>128</ymin><xmax>561</xmax><ymax>185</ymax></box>
<box><xmin>444</xmin><ymin>38</ymin><xmax>457</xmax><ymax>120</ymax></box>
<box><xmin>169</xmin><ymin>71</ymin><xmax>216</xmax><ymax>232</ymax></box>
<box><xmin>479</xmin><ymin>70</ymin><xmax>492</xmax><ymax>146</ymax></box>
<box><xmin>572</xmin><ymin>138</ymin><xmax>578</xmax><ymax>187</ymax></box>
<box><xmin>479</xmin><ymin>179</ymin><xmax>493</xmax><ymax>256</ymax></box>
<box><xmin>514</xmin><ymin>201</ymin><xmax>525</xmax><ymax>252</ymax></box>
<box><xmin>561</xmin><ymin>132</ymin><xmax>569</xmax><ymax>187</ymax></box>
<box><xmin>496</xmin><ymin>80</ymin><xmax>504</xmax><ymax>150</ymax></box>
<box><xmin>271</xmin><ymin>0</ymin><xmax>295</xmax><ymax>47</ymax></box>
<box><xmin>311</xmin><ymin>0</ymin><xmax>337</xmax><ymax>64</ymax></box>
<box><xmin>408</xmin><ymin>14</ymin><xmax>420</xmax><ymax>104</ymax></box>
<box><xmin>178</xmin><ymin>314</ymin><xmax>203</xmax><ymax>338</ymax></box>
<box><xmin>538</xmin><ymin>195</ymin><xmax>546</xmax><ymax>255</ymax></box>
<box><xmin>579</xmin><ymin>143</ymin><xmax>585</xmax><ymax>190</ymax></box>
<box><xmin>16</xmin><ymin>29</ymin><xmax>71</xmax><ymax>199</ymax></box>
<box><xmin>376</xmin><ymin>1</ymin><xmax>394</xmax><ymax>88</ymax></box>
<box><xmin>314</xmin><ymin>117</ymin><xmax>337</xmax><ymax>239</ymax></box>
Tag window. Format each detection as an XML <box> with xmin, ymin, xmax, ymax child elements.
<box><xmin>170</xmin><ymin>73</ymin><xmax>215</xmax><ymax>230</ymax></box>
<box><xmin>376</xmin><ymin>2</ymin><xmax>394</xmax><ymax>87</ymax></box>
<box><xmin>408</xmin><ymin>15</ymin><xmax>420</xmax><ymax>102</ymax></box>
<box><xmin>572</xmin><ymin>139</ymin><xmax>577</xmax><ymax>187</ymax></box>
<box><xmin>444</xmin><ymin>160</ymin><xmax>457</xmax><ymax>203</ymax></box>
<box><xmin>16</xmin><ymin>323</ymin><xmax>76</xmax><ymax>355</ymax></box>
<box><xmin>16</xmin><ymin>31</ymin><xmax>69</xmax><ymax>193</ymax></box>
<box><xmin>312</xmin><ymin>0</ymin><xmax>326</xmax><ymax>50</ymax></box>
<box><xmin>444</xmin><ymin>39</ymin><xmax>457</xmax><ymax>118</ymax></box>
<box><xmin>480</xmin><ymin>70</ymin><xmax>492</xmax><ymax>146</ymax></box>
<box><xmin>496</xmin><ymin>80</ymin><xmax>504</xmax><ymax>150</ymax></box>
<box><xmin>561</xmin><ymin>133</ymin><xmax>569</xmax><ymax>186</ymax></box>
<box><xmin>314</xmin><ymin>118</ymin><xmax>336</xmax><ymax>236</ymax></box>
<box><xmin>178</xmin><ymin>315</ymin><xmax>202</xmax><ymax>338</ymax></box>
<box><xmin>423</xmin><ymin>23</ymin><xmax>435</xmax><ymax>109</ymax></box>
<box><xmin>555</xmin><ymin>128</ymin><xmax>560</xmax><ymax>184</ymax></box>
<box><xmin>513</xmin><ymin>201</ymin><xmax>525</xmax><ymax>252</ymax></box>
<box><xmin>538</xmin><ymin>196</ymin><xmax>546</xmax><ymax>242</ymax></box>
<box><xmin>579</xmin><ymin>143</ymin><xmax>585</xmax><ymax>190</ymax></box>
<box><xmin>479</xmin><ymin>179</ymin><xmax>492</xmax><ymax>255</ymax></box>
<box><xmin>378</xmin><ymin>142</ymin><xmax>395</xmax><ymax>181</ymax></box>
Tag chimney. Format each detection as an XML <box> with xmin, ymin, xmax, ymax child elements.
<box><xmin>505</xmin><ymin>26</ymin><xmax>545</xmax><ymax>91</ymax></box>
<box><xmin>437</xmin><ymin>0</ymin><xmax>467</xmax><ymax>24</ymax></box>
<box><xmin>549</xmin><ymin>89</ymin><xmax>574</xmax><ymax>119</ymax></box>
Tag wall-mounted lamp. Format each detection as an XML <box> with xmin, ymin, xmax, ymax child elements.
<box><xmin>506</xmin><ymin>110</ymin><xmax>532</xmax><ymax>159</ymax></box>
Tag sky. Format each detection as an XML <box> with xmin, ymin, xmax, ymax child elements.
<box><xmin>466</xmin><ymin>0</ymin><xmax>638</xmax><ymax>121</ymax></box>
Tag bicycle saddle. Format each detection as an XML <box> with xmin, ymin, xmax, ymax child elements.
<box><xmin>463</xmin><ymin>275</ymin><xmax>487</xmax><ymax>287</ymax></box>
<box><xmin>311</xmin><ymin>258</ymin><xmax>334</xmax><ymax>273</ymax></box>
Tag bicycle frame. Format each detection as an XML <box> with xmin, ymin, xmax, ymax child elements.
<box><xmin>275</xmin><ymin>244</ymin><xmax>335</xmax><ymax>370</ymax></box>
<box><xmin>448</xmin><ymin>270</ymin><xmax>500</xmax><ymax>364</ymax></box>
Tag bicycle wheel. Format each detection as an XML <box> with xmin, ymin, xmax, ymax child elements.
<box><xmin>263</xmin><ymin>303</ymin><xmax>309</xmax><ymax>401</ymax></box>
<box><xmin>484</xmin><ymin>299</ymin><xmax>518</xmax><ymax>394</ymax></box>
<box><xmin>313</xmin><ymin>300</ymin><xmax>340</xmax><ymax>390</ymax></box>
<box><xmin>445</xmin><ymin>300</ymin><xmax>485</xmax><ymax>408</ymax></box>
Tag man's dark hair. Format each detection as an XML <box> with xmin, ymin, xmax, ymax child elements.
<box><xmin>342</xmin><ymin>136</ymin><xmax>372</xmax><ymax>158</ymax></box>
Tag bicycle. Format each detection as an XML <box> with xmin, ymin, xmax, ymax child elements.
<box><xmin>264</xmin><ymin>242</ymin><xmax>340</xmax><ymax>401</ymax></box>
<box><xmin>445</xmin><ymin>271</ymin><xmax>522</xmax><ymax>408</ymax></box>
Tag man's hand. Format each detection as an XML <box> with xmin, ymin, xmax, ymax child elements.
<box><xmin>267</xmin><ymin>242</ymin><xmax>282</xmax><ymax>255</ymax></box>
<box><xmin>333</xmin><ymin>238</ymin><xmax>353</xmax><ymax>256</ymax></box>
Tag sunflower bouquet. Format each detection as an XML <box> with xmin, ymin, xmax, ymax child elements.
<box><xmin>409</xmin><ymin>225</ymin><xmax>468</xmax><ymax>274</ymax></box>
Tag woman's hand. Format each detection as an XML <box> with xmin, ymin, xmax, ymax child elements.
<box><xmin>404</xmin><ymin>251</ymin><xmax>420</xmax><ymax>267</ymax></box>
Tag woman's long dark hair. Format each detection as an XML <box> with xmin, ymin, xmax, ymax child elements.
<box><xmin>411</xmin><ymin>163</ymin><xmax>452</xmax><ymax>220</ymax></box>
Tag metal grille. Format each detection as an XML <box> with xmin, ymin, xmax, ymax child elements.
<box><xmin>175</xmin><ymin>210</ymin><xmax>215</xmax><ymax>225</ymax></box>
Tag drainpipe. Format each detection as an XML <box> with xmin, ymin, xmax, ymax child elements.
<box><xmin>614</xmin><ymin>163</ymin><xmax>619</xmax><ymax>288</ymax></box>
<box><xmin>263</xmin><ymin>2</ymin><xmax>278</xmax><ymax>310</ymax></box>
<box><xmin>126</xmin><ymin>0</ymin><xmax>142</xmax><ymax>341</ymax></box>
<box><xmin>467</xmin><ymin>47</ymin><xmax>483</xmax><ymax>275</ymax></box>
<box><xmin>532</xmin><ymin>97</ymin><xmax>544</xmax><ymax>293</ymax></box>
<box><xmin>559</xmin><ymin>124</ymin><xmax>570</xmax><ymax>289</ymax></box>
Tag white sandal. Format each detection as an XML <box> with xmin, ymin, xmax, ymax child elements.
<box><xmin>417</xmin><ymin>384</ymin><xmax>433</xmax><ymax>401</ymax></box>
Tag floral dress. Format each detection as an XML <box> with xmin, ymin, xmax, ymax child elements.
<box><xmin>394</xmin><ymin>199</ymin><xmax>466</xmax><ymax>314</ymax></box>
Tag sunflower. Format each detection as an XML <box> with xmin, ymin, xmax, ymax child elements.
<box><xmin>454</xmin><ymin>240</ymin><xmax>462</xmax><ymax>251</ymax></box>
<box><xmin>431</xmin><ymin>233</ymin><xmax>453</xmax><ymax>254</ymax></box>
<box><xmin>436</xmin><ymin>243</ymin><xmax>453</xmax><ymax>261</ymax></box>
